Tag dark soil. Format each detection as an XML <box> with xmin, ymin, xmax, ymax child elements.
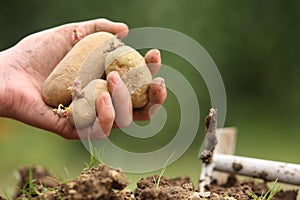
<box><xmin>2</xmin><ymin>164</ymin><xmax>298</xmax><ymax>200</ymax></box>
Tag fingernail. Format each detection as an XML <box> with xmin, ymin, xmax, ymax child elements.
<box><xmin>152</xmin><ymin>77</ymin><xmax>165</xmax><ymax>87</ymax></box>
<box><xmin>109</xmin><ymin>71</ymin><xmax>120</xmax><ymax>85</ymax></box>
<box><xmin>153</xmin><ymin>49</ymin><xmax>160</xmax><ymax>56</ymax></box>
<box><xmin>150</xmin><ymin>49</ymin><xmax>160</xmax><ymax>62</ymax></box>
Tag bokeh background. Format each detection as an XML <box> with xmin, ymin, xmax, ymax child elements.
<box><xmin>1</xmin><ymin>0</ymin><xmax>300</xmax><ymax>196</ymax></box>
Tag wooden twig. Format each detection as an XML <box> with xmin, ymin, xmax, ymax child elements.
<box><xmin>199</xmin><ymin>108</ymin><xmax>218</xmax><ymax>193</ymax></box>
<box><xmin>199</xmin><ymin>108</ymin><xmax>218</xmax><ymax>164</ymax></box>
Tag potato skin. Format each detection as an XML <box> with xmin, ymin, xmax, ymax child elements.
<box><xmin>68</xmin><ymin>79</ymin><xmax>108</xmax><ymax>128</ymax></box>
<box><xmin>105</xmin><ymin>46</ymin><xmax>152</xmax><ymax>108</ymax></box>
<box><xmin>42</xmin><ymin>32</ymin><xmax>121</xmax><ymax>107</ymax></box>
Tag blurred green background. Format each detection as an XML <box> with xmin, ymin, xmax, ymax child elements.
<box><xmin>1</xmin><ymin>0</ymin><xmax>300</xmax><ymax>196</ymax></box>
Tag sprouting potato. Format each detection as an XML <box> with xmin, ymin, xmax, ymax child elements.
<box><xmin>67</xmin><ymin>79</ymin><xmax>108</xmax><ymax>128</ymax></box>
<box><xmin>105</xmin><ymin>46</ymin><xmax>152</xmax><ymax>108</ymax></box>
<box><xmin>42</xmin><ymin>32</ymin><xmax>121</xmax><ymax>107</ymax></box>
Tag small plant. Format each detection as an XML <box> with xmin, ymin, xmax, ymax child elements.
<box><xmin>247</xmin><ymin>179</ymin><xmax>281</xmax><ymax>200</ymax></box>
<box><xmin>3</xmin><ymin>188</ymin><xmax>13</xmax><ymax>200</ymax></box>
<box><xmin>155</xmin><ymin>151</ymin><xmax>176</xmax><ymax>188</ymax></box>
<box><xmin>84</xmin><ymin>133</ymin><xmax>105</xmax><ymax>171</ymax></box>
<box><xmin>63</xmin><ymin>166</ymin><xmax>70</xmax><ymax>179</ymax></box>
<box><xmin>20</xmin><ymin>167</ymin><xmax>41</xmax><ymax>198</ymax></box>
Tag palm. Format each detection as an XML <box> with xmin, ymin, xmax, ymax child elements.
<box><xmin>7</xmin><ymin>28</ymin><xmax>79</xmax><ymax>138</ymax></box>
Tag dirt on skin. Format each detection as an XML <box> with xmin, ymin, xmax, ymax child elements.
<box><xmin>3</xmin><ymin>164</ymin><xmax>298</xmax><ymax>200</ymax></box>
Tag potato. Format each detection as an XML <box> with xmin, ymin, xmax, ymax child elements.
<box><xmin>105</xmin><ymin>46</ymin><xmax>152</xmax><ymax>108</ymax></box>
<box><xmin>42</xmin><ymin>32</ymin><xmax>122</xmax><ymax>107</ymax></box>
<box><xmin>67</xmin><ymin>79</ymin><xmax>108</xmax><ymax>128</ymax></box>
<box><xmin>45</xmin><ymin>33</ymin><xmax>155</xmax><ymax>128</ymax></box>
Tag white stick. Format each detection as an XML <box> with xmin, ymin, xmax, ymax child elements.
<box><xmin>214</xmin><ymin>154</ymin><xmax>300</xmax><ymax>185</ymax></box>
<box><xmin>199</xmin><ymin>127</ymin><xmax>237</xmax><ymax>191</ymax></box>
<box><xmin>199</xmin><ymin>108</ymin><xmax>218</xmax><ymax>193</ymax></box>
<box><xmin>199</xmin><ymin>162</ymin><xmax>215</xmax><ymax>193</ymax></box>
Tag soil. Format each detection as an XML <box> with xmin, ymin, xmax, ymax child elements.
<box><xmin>2</xmin><ymin>164</ymin><xmax>298</xmax><ymax>200</ymax></box>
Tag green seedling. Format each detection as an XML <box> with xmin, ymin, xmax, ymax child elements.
<box><xmin>3</xmin><ymin>188</ymin><xmax>13</xmax><ymax>200</ymax></box>
<box><xmin>21</xmin><ymin>167</ymin><xmax>40</xmax><ymax>198</ymax></box>
<box><xmin>247</xmin><ymin>179</ymin><xmax>280</xmax><ymax>200</ymax></box>
<box><xmin>52</xmin><ymin>166</ymin><xmax>70</xmax><ymax>185</ymax></box>
<box><xmin>84</xmin><ymin>133</ymin><xmax>105</xmax><ymax>171</ymax></box>
<box><xmin>155</xmin><ymin>151</ymin><xmax>176</xmax><ymax>188</ymax></box>
<box><xmin>63</xmin><ymin>166</ymin><xmax>70</xmax><ymax>180</ymax></box>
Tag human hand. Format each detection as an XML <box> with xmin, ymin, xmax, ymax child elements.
<box><xmin>0</xmin><ymin>18</ymin><xmax>167</xmax><ymax>139</ymax></box>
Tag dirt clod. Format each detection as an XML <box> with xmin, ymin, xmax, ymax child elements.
<box><xmin>14</xmin><ymin>164</ymin><xmax>132</xmax><ymax>200</ymax></box>
<box><xmin>14</xmin><ymin>165</ymin><xmax>58</xmax><ymax>199</ymax></box>
<box><xmin>209</xmin><ymin>178</ymin><xmax>298</xmax><ymax>200</ymax></box>
<box><xmin>134</xmin><ymin>175</ymin><xmax>197</xmax><ymax>200</ymax></box>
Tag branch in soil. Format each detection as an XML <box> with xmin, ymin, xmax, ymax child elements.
<box><xmin>200</xmin><ymin>108</ymin><xmax>218</xmax><ymax>164</ymax></box>
<box><xmin>199</xmin><ymin>108</ymin><xmax>218</xmax><ymax>194</ymax></box>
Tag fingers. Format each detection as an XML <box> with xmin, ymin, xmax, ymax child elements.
<box><xmin>107</xmin><ymin>71</ymin><xmax>133</xmax><ymax>128</ymax></box>
<box><xmin>55</xmin><ymin>75</ymin><xmax>132</xmax><ymax>139</ymax></box>
<box><xmin>94</xmin><ymin>92</ymin><xmax>115</xmax><ymax>137</ymax></box>
<box><xmin>140</xmin><ymin>49</ymin><xmax>164</xmax><ymax>119</ymax></box>
<box><xmin>145</xmin><ymin>49</ymin><xmax>161</xmax><ymax>76</ymax></box>
<box><xmin>52</xmin><ymin>92</ymin><xmax>115</xmax><ymax>140</ymax></box>
<box><xmin>60</xmin><ymin>18</ymin><xmax>128</xmax><ymax>42</ymax></box>
<box><xmin>77</xmin><ymin>18</ymin><xmax>129</xmax><ymax>38</ymax></box>
<box><xmin>53</xmin><ymin>76</ymin><xmax>166</xmax><ymax>139</ymax></box>
<box><xmin>133</xmin><ymin>77</ymin><xmax>167</xmax><ymax>120</ymax></box>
